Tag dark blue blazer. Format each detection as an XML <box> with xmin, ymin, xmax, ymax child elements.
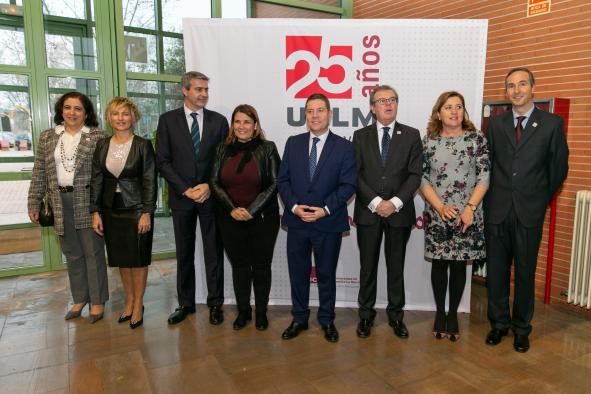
<box><xmin>277</xmin><ymin>131</ymin><xmax>357</xmax><ymax>233</ymax></box>
<box><xmin>156</xmin><ymin>107</ymin><xmax>228</xmax><ymax>210</ymax></box>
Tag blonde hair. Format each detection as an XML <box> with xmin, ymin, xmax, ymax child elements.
<box><xmin>105</xmin><ymin>97</ymin><xmax>141</xmax><ymax>129</ymax></box>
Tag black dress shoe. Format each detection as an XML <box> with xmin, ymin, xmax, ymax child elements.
<box><xmin>485</xmin><ymin>328</ymin><xmax>509</xmax><ymax>346</ymax></box>
<box><xmin>322</xmin><ymin>323</ymin><xmax>339</xmax><ymax>343</ymax></box>
<box><xmin>167</xmin><ymin>305</ymin><xmax>196</xmax><ymax>325</ymax></box>
<box><xmin>356</xmin><ymin>319</ymin><xmax>373</xmax><ymax>338</ymax></box>
<box><xmin>389</xmin><ymin>320</ymin><xmax>409</xmax><ymax>338</ymax></box>
<box><xmin>255</xmin><ymin>312</ymin><xmax>268</xmax><ymax>331</ymax></box>
<box><xmin>513</xmin><ymin>334</ymin><xmax>530</xmax><ymax>353</ymax></box>
<box><xmin>281</xmin><ymin>321</ymin><xmax>308</xmax><ymax>340</ymax></box>
<box><xmin>209</xmin><ymin>306</ymin><xmax>224</xmax><ymax>325</ymax></box>
<box><xmin>233</xmin><ymin>312</ymin><xmax>252</xmax><ymax>330</ymax></box>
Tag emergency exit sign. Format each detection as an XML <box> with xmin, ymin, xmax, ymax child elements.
<box><xmin>527</xmin><ymin>0</ymin><xmax>551</xmax><ymax>17</ymax></box>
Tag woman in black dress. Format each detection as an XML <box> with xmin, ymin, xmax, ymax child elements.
<box><xmin>90</xmin><ymin>97</ymin><xmax>157</xmax><ymax>329</ymax></box>
<box><xmin>211</xmin><ymin>104</ymin><xmax>280</xmax><ymax>331</ymax></box>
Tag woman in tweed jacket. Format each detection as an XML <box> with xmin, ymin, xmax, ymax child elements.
<box><xmin>28</xmin><ymin>92</ymin><xmax>109</xmax><ymax>323</ymax></box>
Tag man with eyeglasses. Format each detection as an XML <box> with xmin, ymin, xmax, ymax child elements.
<box><xmin>352</xmin><ymin>85</ymin><xmax>422</xmax><ymax>339</ymax></box>
<box><xmin>277</xmin><ymin>93</ymin><xmax>356</xmax><ymax>343</ymax></box>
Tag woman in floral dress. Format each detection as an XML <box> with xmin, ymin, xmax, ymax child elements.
<box><xmin>420</xmin><ymin>91</ymin><xmax>490</xmax><ymax>341</ymax></box>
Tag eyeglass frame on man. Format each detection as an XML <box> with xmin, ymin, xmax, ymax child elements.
<box><xmin>372</xmin><ymin>97</ymin><xmax>398</xmax><ymax>106</ymax></box>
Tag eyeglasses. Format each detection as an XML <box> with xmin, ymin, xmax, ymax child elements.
<box><xmin>373</xmin><ymin>97</ymin><xmax>398</xmax><ymax>105</ymax></box>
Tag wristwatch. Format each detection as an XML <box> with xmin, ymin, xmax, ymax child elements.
<box><xmin>466</xmin><ymin>202</ymin><xmax>477</xmax><ymax>212</ymax></box>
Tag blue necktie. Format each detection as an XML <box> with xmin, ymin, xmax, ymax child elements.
<box><xmin>190</xmin><ymin>112</ymin><xmax>201</xmax><ymax>155</ymax></box>
<box><xmin>309</xmin><ymin>137</ymin><xmax>320</xmax><ymax>180</ymax></box>
<box><xmin>381</xmin><ymin>126</ymin><xmax>391</xmax><ymax>165</ymax></box>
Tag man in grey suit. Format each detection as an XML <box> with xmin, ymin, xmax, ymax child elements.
<box><xmin>485</xmin><ymin>67</ymin><xmax>568</xmax><ymax>353</ymax></box>
<box><xmin>352</xmin><ymin>85</ymin><xmax>422</xmax><ymax>339</ymax></box>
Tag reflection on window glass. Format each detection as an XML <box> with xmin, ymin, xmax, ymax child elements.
<box><xmin>0</xmin><ymin>216</ymin><xmax>45</xmax><ymax>269</ymax></box>
<box><xmin>123</xmin><ymin>0</ymin><xmax>155</xmax><ymax>29</ymax></box>
<box><xmin>163</xmin><ymin>36</ymin><xmax>184</xmax><ymax>75</ymax></box>
<box><xmin>127</xmin><ymin>80</ymin><xmax>182</xmax><ymax>139</ymax></box>
<box><xmin>43</xmin><ymin>0</ymin><xmax>97</xmax><ymax>71</ymax></box>
<box><xmin>42</xmin><ymin>0</ymin><xmax>92</xmax><ymax>19</ymax></box>
<box><xmin>0</xmin><ymin>27</ymin><xmax>26</xmax><ymax>67</ymax></box>
<box><xmin>125</xmin><ymin>32</ymin><xmax>157</xmax><ymax>73</ymax></box>
<box><xmin>0</xmin><ymin>74</ymin><xmax>32</xmax><ymax>158</ymax></box>
<box><xmin>45</xmin><ymin>30</ymin><xmax>97</xmax><ymax>71</ymax></box>
<box><xmin>48</xmin><ymin>77</ymin><xmax>101</xmax><ymax>127</ymax></box>
<box><xmin>0</xmin><ymin>2</ymin><xmax>26</xmax><ymax>66</ymax></box>
<box><xmin>162</xmin><ymin>0</ymin><xmax>210</xmax><ymax>33</ymax></box>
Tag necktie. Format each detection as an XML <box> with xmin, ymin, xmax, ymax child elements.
<box><xmin>309</xmin><ymin>137</ymin><xmax>320</xmax><ymax>179</ymax></box>
<box><xmin>190</xmin><ymin>112</ymin><xmax>201</xmax><ymax>155</ymax></box>
<box><xmin>515</xmin><ymin>115</ymin><xmax>525</xmax><ymax>144</ymax></box>
<box><xmin>381</xmin><ymin>126</ymin><xmax>391</xmax><ymax>165</ymax></box>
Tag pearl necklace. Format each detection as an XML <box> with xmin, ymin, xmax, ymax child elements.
<box><xmin>59</xmin><ymin>135</ymin><xmax>79</xmax><ymax>173</ymax></box>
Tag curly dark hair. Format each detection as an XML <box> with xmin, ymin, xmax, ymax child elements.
<box><xmin>53</xmin><ymin>91</ymin><xmax>99</xmax><ymax>127</ymax></box>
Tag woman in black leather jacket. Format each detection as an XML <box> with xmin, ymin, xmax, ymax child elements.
<box><xmin>90</xmin><ymin>97</ymin><xmax>157</xmax><ymax>329</ymax></box>
<box><xmin>211</xmin><ymin>104</ymin><xmax>280</xmax><ymax>331</ymax></box>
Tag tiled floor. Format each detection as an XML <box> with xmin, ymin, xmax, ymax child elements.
<box><xmin>1</xmin><ymin>260</ymin><xmax>591</xmax><ymax>393</ymax></box>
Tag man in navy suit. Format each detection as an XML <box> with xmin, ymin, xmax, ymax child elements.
<box><xmin>156</xmin><ymin>71</ymin><xmax>229</xmax><ymax>325</ymax></box>
<box><xmin>485</xmin><ymin>67</ymin><xmax>568</xmax><ymax>352</ymax></box>
<box><xmin>277</xmin><ymin>93</ymin><xmax>356</xmax><ymax>343</ymax></box>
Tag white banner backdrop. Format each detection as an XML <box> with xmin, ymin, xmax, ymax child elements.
<box><xmin>183</xmin><ymin>18</ymin><xmax>488</xmax><ymax>312</ymax></box>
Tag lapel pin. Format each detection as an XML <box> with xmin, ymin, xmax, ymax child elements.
<box><xmin>532</xmin><ymin>122</ymin><xmax>538</xmax><ymax>128</ymax></box>
<box><xmin>396</xmin><ymin>130</ymin><xmax>401</xmax><ymax>135</ymax></box>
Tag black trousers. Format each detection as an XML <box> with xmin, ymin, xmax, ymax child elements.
<box><xmin>217</xmin><ymin>209</ymin><xmax>279</xmax><ymax>313</ymax></box>
<box><xmin>357</xmin><ymin>220</ymin><xmax>411</xmax><ymax>322</ymax></box>
<box><xmin>172</xmin><ymin>204</ymin><xmax>224</xmax><ymax>307</ymax></box>
<box><xmin>486</xmin><ymin>208</ymin><xmax>543</xmax><ymax>336</ymax></box>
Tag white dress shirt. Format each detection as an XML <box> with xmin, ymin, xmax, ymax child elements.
<box><xmin>368</xmin><ymin>120</ymin><xmax>403</xmax><ymax>213</ymax></box>
<box><xmin>184</xmin><ymin>105</ymin><xmax>204</xmax><ymax>136</ymax></box>
<box><xmin>54</xmin><ymin>124</ymin><xmax>89</xmax><ymax>187</ymax></box>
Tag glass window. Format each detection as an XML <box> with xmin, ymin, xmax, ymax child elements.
<box><xmin>125</xmin><ymin>32</ymin><xmax>157</xmax><ymax>73</ymax></box>
<box><xmin>161</xmin><ymin>0</ymin><xmax>210</xmax><ymax>33</ymax></box>
<box><xmin>163</xmin><ymin>36</ymin><xmax>184</xmax><ymax>75</ymax></box>
<box><xmin>42</xmin><ymin>0</ymin><xmax>93</xmax><ymax>19</ymax></box>
<box><xmin>252</xmin><ymin>1</ymin><xmax>340</xmax><ymax>18</ymax></box>
<box><xmin>123</xmin><ymin>0</ymin><xmax>155</xmax><ymax>30</ymax></box>
<box><xmin>127</xmin><ymin>79</ymin><xmax>182</xmax><ymax>140</ymax></box>
<box><xmin>48</xmin><ymin>77</ymin><xmax>101</xmax><ymax>127</ymax></box>
<box><xmin>0</xmin><ymin>222</ymin><xmax>44</xmax><ymax>270</ymax></box>
<box><xmin>0</xmin><ymin>1</ymin><xmax>26</xmax><ymax>66</ymax></box>
<box><xmin>43</xmin><ymin>0</ymin><xmax>98</xmax><ymax>71</ymax></box>
<box><xmin>0</xmin><ymin>73</ymin><xmax>32</xmax><ymax>159</ymax></box>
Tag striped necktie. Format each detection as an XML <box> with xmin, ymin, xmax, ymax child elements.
<box><xmin>190</xmin><ymin>112</ymin><xmax>201</xmax><ymax>155</ymax></box>
<box><xmin>309</xmin><ymin>137</ymin><xmax>320</xmax><ymax>179</ymax></box>
<box><xmin>381</xmin><ymin>126</ymin><xmax>391</xmax><ymax>165</ymax></box>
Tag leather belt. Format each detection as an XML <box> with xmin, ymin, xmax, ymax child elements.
<box><xmin>58</xmin><ymin>186</ymin><xmax>74</xmax><ymax>192</ymax></box>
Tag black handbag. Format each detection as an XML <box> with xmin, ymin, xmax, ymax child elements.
<box><xmin>38</xmin><ymin>186</ymin><xmax>54</xmax><ymax>227</ymax></box>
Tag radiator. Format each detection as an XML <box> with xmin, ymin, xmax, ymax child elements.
<box><xmin>567</xmin><ymin>190</ymin><xmax>591</xmax><ymax>308</ymax></box>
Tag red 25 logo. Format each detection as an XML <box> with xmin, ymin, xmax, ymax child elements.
<box><xmin>286</xmin><ymin>36</ymin><xmax>352</xmax><ymax>99</ymax></box>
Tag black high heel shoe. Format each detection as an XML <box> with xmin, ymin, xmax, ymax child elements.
<box><xmin>130</xmin><ymin>306</ymin><xmax>144</xmax><ymax>330</ymax></box>
<box><xmin>446</xmin><ymin>313</ymin><xmax>460</xmax><ymax>342</ymax></box>
<box><xmin>432</xmin><ymin>311</ymin><xmax>446</xmax><ymax>340</ymax></box>
<box><xmin>118</xmin><ymin>311</ymin><xmax>133</xmax><ymax>323</ymax></box>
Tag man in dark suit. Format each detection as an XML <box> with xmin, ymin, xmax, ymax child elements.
<box><xmin>352</xmin><ymin>85</ymin><xmax>422</xmax><ymax>339</ymax></box>
<box><xmin>485</xmin><ymin>67</ymin><xmax>568</xmax><ymax>353</ymax></box>
<box><xmin>156</xmin><ymin>71</ymin><xmax>229</xmax><ymax>325</ymax></box>
<box><xmin>277</xmin><ymin>93</ymin><xmax>356</xmax><ymax>343</ymax></box>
